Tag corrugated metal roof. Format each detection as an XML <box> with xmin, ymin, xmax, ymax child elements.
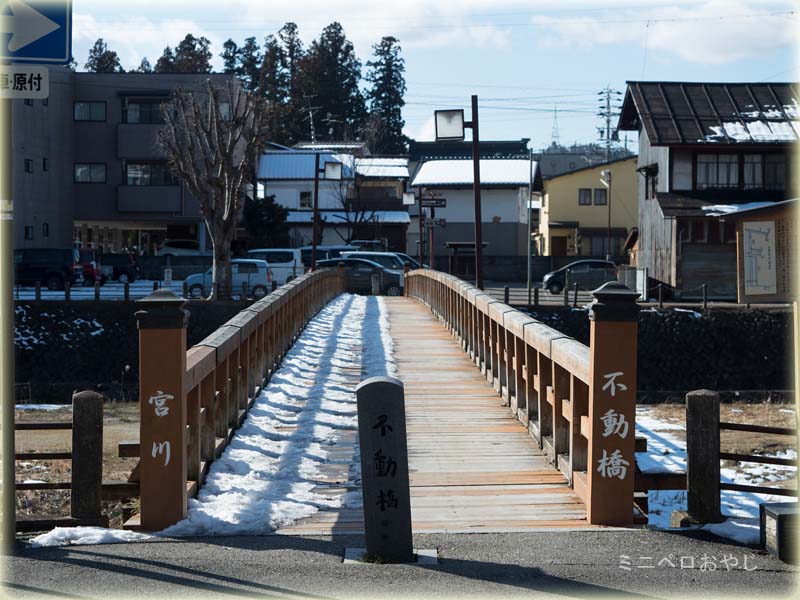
<box><xmin>257</xmin><ymin>151</ymin><xmax>355</xmax><ymax>180</ymax></box>
<box><xmin>354</xmin><ymin>158</ymin><xmax>409</xmax><ymax>178</ymax></box>
<box><xmin>619</xmin><ymin>81</ymin><xmax>800</xmax><ymax>145</ymax></box>
<box><xmin>410</xmin><ymin>159</ymin><xmax>539</xmax><ymax>187</ymax></box>
<box><xmin>286</xmin><ymin>210</ymin><xmax>410</xmax><ymax>224</ymax></box>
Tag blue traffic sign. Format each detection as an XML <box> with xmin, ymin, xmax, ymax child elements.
<box><xmin>1</xmin><ymin>0</ymin><xmax>71</xmax><ymax>65</ymax></box>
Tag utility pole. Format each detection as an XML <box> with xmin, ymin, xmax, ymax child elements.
<box><xmin>526</xmin><ymin>147</ymin><xmax>533</xmax><ymax>306</ymax></box>
<box><xmin>597</xmin><ymin>87</ymin><xmax>623</xmax><ymax>162</ymax></box>
<box><xmin>550</xmin><ymin>105</ymin><xmax>560</xmax><ymax>148</ymax></box>
<box><xmin>303</xmin><ymin>96</ymin><xmax>321</xmax><ymax>143</ymax></box>
<box><xmin>467</xmin><ymin>95</ymin><xmax>484</xmax><ymax>290</ymax></box>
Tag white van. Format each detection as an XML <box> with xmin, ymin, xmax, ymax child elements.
<box><xmin>247</xmin><ymin>248</ymin><xmax>303</xmax><ymax>285</ymax></box>
<box><xmin>185</xmin><ymin>259</ymin><xmax>273</xmax><ymax>299</ymax></box>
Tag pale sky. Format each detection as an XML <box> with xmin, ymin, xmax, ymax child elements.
<box><xmin>71</xmin><ymin>0</ymin><xmax>798</xmax><ymax>150</ymax></box>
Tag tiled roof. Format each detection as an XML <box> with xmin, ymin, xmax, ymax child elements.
<box><xmin>618</xmin><ymin>82</ymin><xmax>799</xmax><ymax>145</ymax></box>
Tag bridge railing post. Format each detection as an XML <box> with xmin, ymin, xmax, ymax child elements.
<box><xmin>586</xmin><ymin>282</ymin><xmax>639</xmax><ymax>525</ymax></box>
<box><xmin>134</xmin><ymin>289</ymin><xmax>189</xmax><ymax>531</ymax></box>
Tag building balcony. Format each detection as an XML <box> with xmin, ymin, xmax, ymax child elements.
<box><xmin>117</xmin><ymin>185</ymin><xmax>181</xmax><ymax>213</ymax></box>
<box><xmin>117</xmin><ymin>123</ymin><xmax>164</xmax><ymax>159</ymax></box>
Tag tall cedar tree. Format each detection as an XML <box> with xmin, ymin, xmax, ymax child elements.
<box><xmin>277</xmin><ymin>23</ymin><xmax>307</xmax><ymax>145</ymax></box>
<box><xmin>365</xmin><ymin>36</ymin><xmax>407</xmax><ymax>154</ymax></box>
<box><xmin>134</xmin><ymin>57</ymin><xmax>153</xmax><ymax>73</ymax></box>
<box><xmin>242</xmin><ymin>194</ymin><xmax>290</xmax><ymax>248</ymax></box>
<box><xmin>298</xmin><ymin>22</ymin><xmax>366</xmax><ymax>141</ymax></box>
<box><xmin>158</xmin><ymin>79</ymin><xmax>270</xmax><ymax>299</ymax></box>
<box><xmin>155</xmin><ymin>34</ymin><xmax>213</xmax><ymax>73</ymax></box>
<box><xmin>85</xmin><ymin>39</ymin><xmax>124</xmax><ymax>73</ymax></box>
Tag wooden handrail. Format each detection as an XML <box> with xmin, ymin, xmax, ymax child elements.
<box><xmin>404</xmin><ymin>269</ymin><xmax>640</xmax><ymax>526</ymax></box>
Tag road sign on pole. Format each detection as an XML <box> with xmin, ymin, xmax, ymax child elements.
<box><xmin>1</xmin><ymin>0</ymin><xmax>72</xmax><ymax>65</ymax></box>
<box><xmin>421</xmin><ymin>198</ymin><xmax>446</xmax><ymax>208</ymax></box>
<box><xmin>423</xmin><ymin>218</ymin><xmax>446</xmax><ymax>228</ymax></box>
<box><xmin>0</xmin><ymin>65</ymin><xmax>48</xmax><ymax>98</ymax></box>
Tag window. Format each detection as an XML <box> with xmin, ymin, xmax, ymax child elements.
<box><xmin>74</xmin><ymin>101</ymin><xmax>106</xmax><ymax>121</ymax></box>
<box><xmin>24</xmin><ymin>159</ymin><xmax>33</xmax><ymax>173</ymax></box>
<box><xmin>696</xmin><ymin>153</ymin><xmax>738</xmax><ymax>189</ymax></box>
<box><xmin>593</xmin><ymin>188</ymin><xmax>607</xmax><ymax>206</ymax></box>
<box><xmin>42</xmin><ymin>222</ymin><xmax>49</xmax><ymax>237</ymax></box>
<box><xmin>126</xmin><ymin>162</ymin><xmax>176</xmax><ymax>186</ymax></box>
<box><xmin>123</xmin><ymin>99</ymin><xmax>165</xmax><ymax>124</ymax></box>
<box><xmin>24</xmin><ymin>226</ymin><xmax>33</xmax><ymax>240</ymax></box>
<box><xmin>237</xmin><ymin>262</ymin><xmax>258</xmax><ymax>274</ymax></box>
<box><xmin>765</xmin><ymin>154</ymin><xmax>786</xmax><ymax>190</ymax></box>
<box><xmin>578</xmin><ymin>188</ymin><xmax>592</xmax><ymax>206</ymax></box>
<box><xmin>743</xmin><ymin>154</ymin><xmax>762</xmax><ymax>189</ymax></box>
<box><xmin>74</xmin><ymin>163</ymin><xmax>106</xmax><ymax>183</ymax></box>
<box><xmin>42</xmin><ymin>157</ymin><xmax>48</xmax><ymax>172</ymax></box>
<box><xmin>299</xmin><ymin>191</ymin><xmax>312</xmax><ymax>209</ymax></box>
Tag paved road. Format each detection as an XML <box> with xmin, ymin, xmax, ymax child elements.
<box><xmin>5</xmin><ymin>530</ymin><xmax>796</xmax><ymax>598</ymax></box>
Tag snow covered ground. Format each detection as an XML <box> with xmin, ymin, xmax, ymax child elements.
<box><xmin>30</xmin><ymin>293</ymin><xmax>395</xmax><ymax>547</ymax></box>
<box><xmin>637</xmin><ymin>406</ymin><xmax>797</xmax><ymax>545</ymax></box>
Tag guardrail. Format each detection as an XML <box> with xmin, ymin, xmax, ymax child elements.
<box><xmin>131</xmin><ymin>267</ymin><xmax>345</xmax><ymax>531</ymax></box>
<box><xmin>404</xmin><ymin>269</ymin><xmax>641</xmax><ymax>526</ymax></box>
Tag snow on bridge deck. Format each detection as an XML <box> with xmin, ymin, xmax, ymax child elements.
<box><xmin>277</xmin><ymin>297</ymin><xmax>594</xmax><ymax>535</ymax></box>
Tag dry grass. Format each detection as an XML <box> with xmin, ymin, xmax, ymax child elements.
<box><xmin>15</xmin><ymin>402</ymin><xmax>139</xmax><ymax>528</ymax></box>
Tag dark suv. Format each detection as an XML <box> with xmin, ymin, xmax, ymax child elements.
<box><xmin>14</xmin><ymin>248</ymin><xmax>84</xmax><ymax>290</ymax></box>
<box><xmin>100</xmin><ymin>253</ymin><xmax>140</xmax><ymax>283</ymax></box>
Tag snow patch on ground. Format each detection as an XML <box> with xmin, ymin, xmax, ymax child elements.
<box><xmin>637</xmin><ymin>406</ymin><xmax>797</xmax><ymax>545</ymax></box>
<box><xmin>15</xmin><ymin>404</ymin><xmax>70</xmax><ymax>411</ymax></box>
<box><xmin>30</xmin><ymin>294</ymin><xmax>395</xmax><ymax>547</ymax></box>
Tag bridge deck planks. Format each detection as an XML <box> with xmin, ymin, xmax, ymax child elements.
<box><xmin>276</xmin><ymin>296</ymin><xmax>595</xmax><ymax>535</ymax></box>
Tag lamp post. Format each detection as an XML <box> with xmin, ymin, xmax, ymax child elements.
<box><xmin>310</xmin><ymin>153</ymin><xmax>343</xmax><ymax>271</ymax></box>
<box><xmin>434</xmin><ymin>95</ymin><xmax>484</xmax><ymax>289</ymax></box>
<box><xmin>600</xmin><ymin>169</ymin><xmax>612</xmax><ymax>261</ymax></box>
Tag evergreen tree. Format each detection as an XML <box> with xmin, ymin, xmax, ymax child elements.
<box><xmin>365</xmin><ymin>36</ymin><xmax>407</xmax><ymax>154</ymax></box>
<box><xmin>85</xmin><ymin>38</ymin><xmax>124</xmax><ymax>73</ymax></box>
<box><xmin>155</xmin><ymin>34</ymin><xmax>212</xmax><ymax>73</ymax></box>
<box><xmin>134</xmin><ymin>57</ymin><xmax>153</xmax><ymax>73</ymax></box>
<box><xmin>242</xmin><ymin>194</ymin><xmax>290</xmax><ymax>248</ymax></box>
<box><xmin>238</xmin><ymin>36</ymin><xmax>262</xmax><ymax>92</ymax></box>
<box><xmin>221</xmin><ymin>39</ymin><xmax>239</xmax><ymax>74</ymax></box>
<box><xmin>277</xmin><ymin>22</ymin><xmax>307</xmax><ymax>145</ymax></box>
<box><xmin>298</xmin><ymin>22</ymin><xmax>366</xmax><ymax>141</ymax></box>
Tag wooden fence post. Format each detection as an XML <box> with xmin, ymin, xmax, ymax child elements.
<box><xmin>134</xmin><ymin>289</ymin><xmax>189</xmax><ymax>531</ymax></box>
<box><xmin>94</xmin><ymin>281</ymin><xmax>101</xmax><ymax>302</ymax></box>
<box><xmin>71</xmin><ymin>390</ymin><xmax>107</xmax><ymax>526</ymax></box>
<box><xmin>124</xmin><ymin>282</ymin><xmax>130</xmax><ymax>302</ymax></box>
<box><xmin>64</xmin><ymin>281</ymin><xmax>70</xmax><ymax>302</ymax></box>
<box><xmin>684</xmin><ymin>389</ymin><xmax>723</xmax><ymax>523</ymax></box>
<box><xmin>586</xmin><ymin>282</ymin><xmax>639</xmax><ymax>525</ymax></box>
<box><xmin>35</xmin><ymin>281</ymin><xmax>41</xmax><ymax>301</ymax></box>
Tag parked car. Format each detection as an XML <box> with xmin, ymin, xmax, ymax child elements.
<box><xmin>542</xmin><ymin>259</ymin><xmax>617</xmax><ymax>294</ymax></box>
<box><xmin>393</xmin><ymin>253</ymin><xmax>426</xmax><ymax>269</ymax></box>
<box><xmin>185</xmin><ymin>259</ymin><xmax>273</xmax><ymax>299</ymax></box>
<box><xmin>299</xmin><ymin>245</ymin><xmax>357</xmax><ymax>268</ymax></box>
<box><xmin>13</xmin><ymin>248</ymin><xmax>84</xmax><ymax>290</ymax></box>
<box><xmin>340</xmin><ymin>251</ymin><xmax>406</xmax><ymax>270</ymax></box>
<box><xmin>350</xmin><ymin>239</ymin><xmax>386</xmax><ymax>251</ymax></box>
<box><xmin>100</xmin><ymin>253</ymin><xmax>141</xmax><ymax>283</ymax></box>
<box><xmin>77</xmin><ymin>247</ymin><xmax>104</xmax><ymax>285</ymax></box>
<box><xmin>317</xmin><ymin>257</ymin><xmax>403</xmax><ymax>296</ymax></box>
<box><xmin>155</xmin><ymin>239</ymin><xmax>211</xmax><ymax>257</ymax></box>
<box><xmin>247</xmin><ymin>248</ymin><xmax>302</xmax><ymax>285</ymax></box>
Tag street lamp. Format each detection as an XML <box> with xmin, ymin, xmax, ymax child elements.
<box><xmin>434</xmin><ymin>96</ymin><xmax>484</xmax><ymax>289</ymax></box>
<box><xmin>311</xmin><ymin>154</ymin><xmax>343</xmax><ymax>271</ymax></box>
<box><xmin>600</xmin><ymin>169</ymin><xmax>612</xmax><ymax>261</ymax></box>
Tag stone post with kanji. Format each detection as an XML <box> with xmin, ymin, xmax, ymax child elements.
<box><xmin>356</xmin><ymin>376</ymin><xmax>414</xmax><ymax>563</ymax></box>
<box><xmin>134</xmin><ymin>289</ymin><xmax>189</xmax><ymax>531</ymax></box>
<box><xmin>586</xmin><ymin>282</ymin><xmax>639</xmax><ymax>525</ymax></box>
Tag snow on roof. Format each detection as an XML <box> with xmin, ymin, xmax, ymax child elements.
<box><xmin>286</xmin><ymin>210</ymin><xmax>410</xmax><ymax>224</ymax></box>
<box><xmin>257</xmin><ymin>151</ymin><xmax>355</xmax><ymax>180</ymax></box>
<box><xmin>701</xmin><ymin>202</ymin><xmax>778</xmax><ymax>216</ymax></box>
<box><xmin>354</xmin><ymin>157</ymin><xmax>409</xmax><ymax>178</ymax></box>
<box><xmin>703</xmin><ymin>120</ymin><xmax>800</xmax><ymax>143</ymax></box>
<box><xmin>411</xmin><ymin>159</ymin><xmax>538</xmax><ymax>187</ymax></box>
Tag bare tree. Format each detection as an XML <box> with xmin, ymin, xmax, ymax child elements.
<box><xmin>328</xmin><ymin>177</ymin><xmax>381</xmax><ymax>244</ymax></box>
<box><xmin>158</xmin><ymin>78</ymin><xmax>269</xmax><ymax>299</ymax></box>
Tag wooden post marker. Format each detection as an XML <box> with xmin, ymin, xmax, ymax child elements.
<box><xmin>134</xmin><ymin>289</ymin><xmax>189</xmax><ymax>531</ymax></box>
<box><xmin>70</xmin><ymin>390</ymin><xmax>107</xmax><ymax>526</ymax></box>
<box><xmin>356</xmin><ymin>376</ymin><xmax>413</xmax><ymax>563</ymax></box>
<box><xmin>685</xmin><ymin>389</ymin><xmax>723</xmax><ymax>522</ymax></box>
<box><xmin>586</xmin><ymin>281</ymin><xmax>639</xmax><ymax>525</ymax></box>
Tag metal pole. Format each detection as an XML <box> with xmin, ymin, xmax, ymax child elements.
<box><xmin>311</xmin><ymin>153</ymin><xmax>320</xmax><ymax>272</ymax></box>
<box><xmin>470</xmin><ymin>95</ymin><xmax>484</xmax><ymax>290</ymax></box>
<box><xmin>428</xmin><ymin>207</ymin><xmax>435</xmax><ymax>271</ymax></box>
<box><xmin>1</xmin><ymin>95</ymin><xmax>15</xmax><ymax>547</ymax></box>
<box><xmin>607</xmin><ymin>174</ymin><xmax>612</xmax><ymax>261</ymax></box>
<box><xmin>527</xmin><ymin>147</ymin><xmax>533</xmax><ymax>306</ymax></box>
<box><xmin>418</xmin><ymin>195</ymin><xmax>424</xmax><ymax>265</ymax></box>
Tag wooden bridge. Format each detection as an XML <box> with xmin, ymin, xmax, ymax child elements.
<box><xmin>126</xmin><ymin>267</ymin><xmax>642</xmax><ymax>533</ymax></box>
